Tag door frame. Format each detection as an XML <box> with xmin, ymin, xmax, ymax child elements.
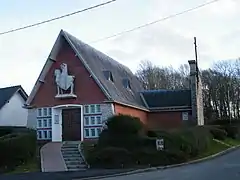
<box><xmin>52</xmin><ymin>104</ymin><xmax>83</xmax><ymax>142</ymax></box>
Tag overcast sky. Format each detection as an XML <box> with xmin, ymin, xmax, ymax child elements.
<box><xmin>0</xmin><ymin>0</ymin><xmax>239</xmax><ymax>94</ymax></box>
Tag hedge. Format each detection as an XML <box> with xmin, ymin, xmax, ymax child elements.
<box><xmin>87</xmin><ymin>115</ymin><xmax>215</xmax><ymax>168</ymax></box>
<box><xmin>0</xmin><ymin>126</ymin><xmax>33</xmax><ymax>137</ymax></box>
<box><xmin>205</xmin><ymin>126</ymin><xmax>227</xmax><ymax>140</ymax></box>
<box><xmin>0</xmin><ymin>130</ymin><xmax>37</xmax><ymax>172</ymax></box>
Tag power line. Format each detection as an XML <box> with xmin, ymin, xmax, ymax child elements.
<box><xmin>0</xmin><ymin>0</ymin><xmax>116</xmax><ymax>36</ymax></box>
<box><xmin>90</xmin><ymin>0</ymin><xmax>221</xmax><ymax>44</ymax></box>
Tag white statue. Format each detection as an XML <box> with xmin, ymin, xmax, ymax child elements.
<box><xmin>54</xmin><ymin>63</ymin><xmax>75</xmax><ymax>96</ymax></box>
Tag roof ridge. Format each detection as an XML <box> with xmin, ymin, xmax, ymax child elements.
<box><xmin>0</xmin><ymin>85</ymin><xmax>21</xmax><ymax>90</ymax></box>
<box><xmin>62</xmin><ymin>30</ymin><xmax>134</xmax><ymax>75</ymax></box>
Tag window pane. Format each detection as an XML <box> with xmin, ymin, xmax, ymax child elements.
<box><xmin>90</xmin><ymin>105</ymin><xmax>95</xmax><ymax>113</ymax></box>
<box><xmin>48</xmin><ymin>130</ymin><xmax>52</xmax><ymax>139</ymax></box>
<box><xmin>37</xmin><ymin>131</ymin><xmax>42</xmax><ymax>139</ymax></box>
<box><xmin>85</xmin><ymin>117</ymin><xmax>89</xmax><ymax>125</ymax></box>
<box><xmin>44</xmin><ymin>130</ymin><xmax>48</xmax><ymax>139</ymax></box>
<box><xmin>43</xmin><ymin>119</ymin><xmax>48</xmax><ymax>127</ymax></box>
<box><xmin>48</xmin><ymin>119</ymin><xmax>52</xmax><ymax>127</ymax></box>
<box><xmin>48</xmin><ymin>108</ymin><xmax>52</xmax><ymax>116</ymax></box>
<box><xmin>43</xmin><ymin>108</ymin><xmax>48</xmax><ymax>116</ymax></box>
<box><xmin>38</xmin><ymin>109</ymin><xmax>42</xmax><ymax>117</ymax></box>
<box><xmin>91</xmin><ymin>128</ymin><xmax>96</xmax><ymax>137</ymax></box>
<box><xmin>38</xmin><ymin>119</ymin><xmax>42</xmax><ymax>128</ymax></box>
<box><xmin>90</xmin><ymin>116</ymin><xmax>95</xmax><ymax>125</ymax></box>
<box><xmin>96</xmin><ymin>105</ymin><xmax>101</xmax><ymax>113</ymax></box>
<box><xmin>97</xmin><ymin>128</ymin><xmax>102</xmax><ymax>136</ymax></box>
<box><xmin>96</xmin><ymin>116</ymin><xmax>101</xmax><ymax>124</ymax></box>
<box><xmin>85</xmin><ymin>129</ymin><xmax>90</xmax><ymax>137</ymax></box>
<box><xmin>85</xmin><ymin>106</ymin><xmax>89</xmax><ymax>114</ymax></box>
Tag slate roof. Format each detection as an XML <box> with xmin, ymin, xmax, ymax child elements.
<box><xmin>141</xmin><ymin>89</ymin><xmax>192</xmax><ymax>109</ymax></box>
<box><xmin>63</xmin><ymin>31</ymin><xmax>146</xmax><ymax>109</ymax></box>
<box><xmin>0</xmin><ymin>85</ymin><xmax>28</xmax><ymax>109</ymax></box>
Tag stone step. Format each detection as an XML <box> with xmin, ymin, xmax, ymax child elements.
<box><xmin>64</xmin><ymin>157</ymin><xmax>83</xmax><ymax>161</ymax></box>
<box><xmin>61</xmin><ymin>150</ymin><xmax>80</xmax><ymax>154</ymax></box>
<box><xmin>62</xmin><ymin>146</ymin><xmax>78</xmax><ymax>150</ymax></box>
<box><xmin>62</xmin><ymin>154</ymin><xmax>81</xmax><ymax>158</ymax></box>
<box><xmin>67</xmin><ymin>168</ymin><xmax>86</xmax><ymax>172</ymax></box>
<box><xmin>64</xmin><ymin>141</ymin><xmax>81</xmax><ymax>145</ymax></box>
<box><xmin>66</xmin><ymin>161</ymin><xmax>83</xmax><ymax>166</ymax></box>
<box><xmin>62</xmin><ymin>144</ymin><xmax>79</xmax><ymax>147</ymax></box>
<box><xmin>67</xmin><ymin>164</ymin><xmax>87</xmax><ymax>169</ymax></box>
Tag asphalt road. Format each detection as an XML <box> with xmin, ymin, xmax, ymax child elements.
<box><xmin>96</xmin><ymin>148</ymin><xmax>240</xmax><ymax>180</ymax></box>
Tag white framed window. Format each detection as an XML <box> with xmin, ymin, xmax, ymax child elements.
<box><xmin>37</xmin><ymin>107</ymin><xmax>52</xmax><ymax>117</ymax></box>
<box><xmin>43</xmin><ymin>119</ymin><xmax>48</xmax><ymax>127</ymax></box>
<box><xmin>84</xmin><ymin>116</ymin><xmax>102</xmax><ymax>127</ymax></box>
<box><xmin>84</xmin><ymin>104</ymin><xmax>101</xmax><ymax>114</ymax></box>
<box><xmin>84</xmin><ymin>128</ymin><xmax>102</xmax><ymax>138</ymax></box>
<box><xmin>43</xmin><ymin>130</ymin><xmax>48</xmax><ymax>139</ymax></box>
<box><xmin>96</xmin><ymin>116</ymin><xmax>102</xmax><ymax>125</ymax></box>
<box><xmin>37</xmin><ymin>107</ymin><xmax>52</xmax><ymax>129</ymax></box>
<box><xmin>48</xmin><ymin>119</ymin><xmax>52</xmax><ymax>127</ymax></box>
<box><xmin>84</xmin><ymin>105</ymin><xmax>89</xmax><ymax>114</ymax></box>
<box><xmin>37</xmin><ymin>130</ymin><xmax>42</xmax><ymax>139</ymax></box>
<box><xmin>48</xmin><ymin>130</ymin><xmax>52</xmax><ymax>139</ymax></box>
<box><xmin>37</xmin><ymin>109</ymin><xmax>42</xmax><ymax>117</ymax></box>
<box><xmin>37</xmin><ymin>119</ymin><xmax>42</xmax><ymax>128</ymax></box>
<box><xmin>84</xmin><ymin>129</ymin><xmax>90</xmax><ymax>137</ymax></box>
<box><xmin>37</xmin><ymin>130</ymin><xmax>52</xmax><ymax>140</ymax></box>
<box><xmin>97</xmin><ymin>128</ymin><xmax>102</xmax><ymax>136</ymax></box>
<box><xmin>90</xmin><ymin>116</ymin><xmax>95</xmax><ymax>125</ymax></box>
<box><xmin>96</xmin><ymin>105</ymin><xmax>101</xmax><ymax>113</ymax></box>
<box><xmin>48</xmin><ymin>108</ymin><xmax>52</xmax><ymax>116</ymax></box>
<box><xmin>43</xmin><ymin>108</ymin><xmax>48</xmax><ymax>116</ymax></box>
<box><xmin>90</xmin><ymin>105</ymin><xmax>95</xmax><ymax>114</ymax></box>
<box><xmin>84</xmin><ymin>117</ymin><xmax>89</xmax><ymax>126</ymax></box>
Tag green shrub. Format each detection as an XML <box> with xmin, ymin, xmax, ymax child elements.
<box><xmin>147</xmin><ymin>130</ymin><xmax>158</xmax><ymax>137</ymax></box>
<box><xmin>208</xmin><ymin>127</ymin><xmax>227</xmax><ymax>140</ymax></box>
<box><xmin>87</xmin><ymin>147</ymin><xmax>133</xmax><ymax>168</ymax></box>
<box><xmin>221</xmin><ymin>126</ymin><xmax>239</xmax><ymax>139</ymax></box>
<box><xmin>132</xmin><ymin>148</ymin><xmax>188</xmax><ymax>166</ymax></box>
<box><xmin>0</xmin><ymin>131</ymin><xmax>37</xmax><ymax>171</ymax></box>
<box><xmin>0</xmin><ymin>127</ymin><xmax>13</xmax><ymax>137</ymax></box>
<box><xmin>173</xmin><ymin>126</ymin><xmax>212</xmax><ymax>157</ymax></box>
<box><xmin>98</xmin><ymin>130</ymin><xmax>143</xmax><ymax>150</ymax></box>
<box><xmin>106</xmin><ymin>115</ymin><xmax>144</xmax><ymax>135</ymax></box>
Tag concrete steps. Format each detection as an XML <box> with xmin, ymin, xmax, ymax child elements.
<box><xmin>61</xmin><ymin>141</ymin><xmax>87</xmax><ymax>171</ymax></box>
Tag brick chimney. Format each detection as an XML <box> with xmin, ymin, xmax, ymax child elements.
<box><xmin>188</xmin><ymin>60</ymin><xmax>204</xmax><ymax>125</ymax></box>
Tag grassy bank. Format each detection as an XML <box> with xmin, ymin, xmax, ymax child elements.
<box><xmin>5</xmin><ymin>157</ymin><xmax>40</xmax><ymax>174</ymax></box>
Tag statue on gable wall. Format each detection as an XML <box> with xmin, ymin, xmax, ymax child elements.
<box><xmin>54</xmin><ymin>63</ymin><xmax>76</xmax><ymax>97</ymax></box>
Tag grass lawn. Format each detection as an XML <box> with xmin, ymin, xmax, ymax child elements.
<box><xmin>5</xmin><ymin>157</ymin><xmax>40</xmax><ymax>174</ymax></box>
<box><xmin>193</xmin><ymin>138</ymin><xmax>240</xmax><ymax>160</ymax></box>
<box><xmin>223</xmin><ymin>138</ymin><xmax>240</xmax><ymax>146</ymax></box>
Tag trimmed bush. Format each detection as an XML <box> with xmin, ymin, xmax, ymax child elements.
<box><xmin>147</xmin><ymin>130</ymin><xmax>158</xmax><ymax>137</ymax></box>
<box><xmin>172</xmin><ymin>126</ymin><xmax>212</xmax><ymax>157</ymax></box>
<box><xmin>106</xmin><ymin>115</ymin><xmax>144</xmax><ymax>135</ymax></box>
<box><xmin>221</xmin><ymin>126</ymin><xmax>239</xmax><ymax>139</ymax></box>
<box><xmin>98</xmin><ymin>129</ymin><xmax>143</xmax><ymax>150</ymax></box>
<box><xmin>0</xmin><ymin>126</ymin><xmax>34</xmax><ymax>137</ymax></box>
<box><xmin>0</xmin><ymin>130</ymin><xmax>37</xmax><ymax>171</ymax></box>
<box><xmin>87</xmin><ymin>147</ymin><xmax>133</xmax><ymax>168</ymax></box>
<box><xmin>207</xmin><ymin>126</ymin><xmax>227</xmax><ymax>140</ymax></box>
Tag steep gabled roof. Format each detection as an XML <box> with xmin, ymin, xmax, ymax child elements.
<box><xmin>0</xmin><ymin>85</ymin><xmax>28</xmax><ymax>109</ymax></box>
<box><xmin>140</xmin><ymin>89</ymin><xmax>192</xmax><ymax>109</ymax></box>
<box><xmin>26</xmin><ymin>30</ymin><xmax>146</xmax><ymax>110</ymax></box>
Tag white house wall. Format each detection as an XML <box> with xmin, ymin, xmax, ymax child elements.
<box><xmin>27</xmin><ymin>108</ymin><xmax>37</xmax><ymax>129</ymax></box>
<box><xmin>0</xmin><ymin>92</ymin><xmax>28</xmax><ymax>127</ymax></box>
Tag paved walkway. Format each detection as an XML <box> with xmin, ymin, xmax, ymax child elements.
<box><xmin>96</xmin><ymin>148</ymin><xmax>240</xmax><ymax>180</ymax></box>
<box><xmin>40</xmin><ymin>142</ymin><xmax>67</xmax><ymax>172</ymax></box>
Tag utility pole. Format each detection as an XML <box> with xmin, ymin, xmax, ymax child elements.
<box><xmin>194</xmin><ymin>37</ymin><xmax>199</xmax><ymax>82</ymax></box>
